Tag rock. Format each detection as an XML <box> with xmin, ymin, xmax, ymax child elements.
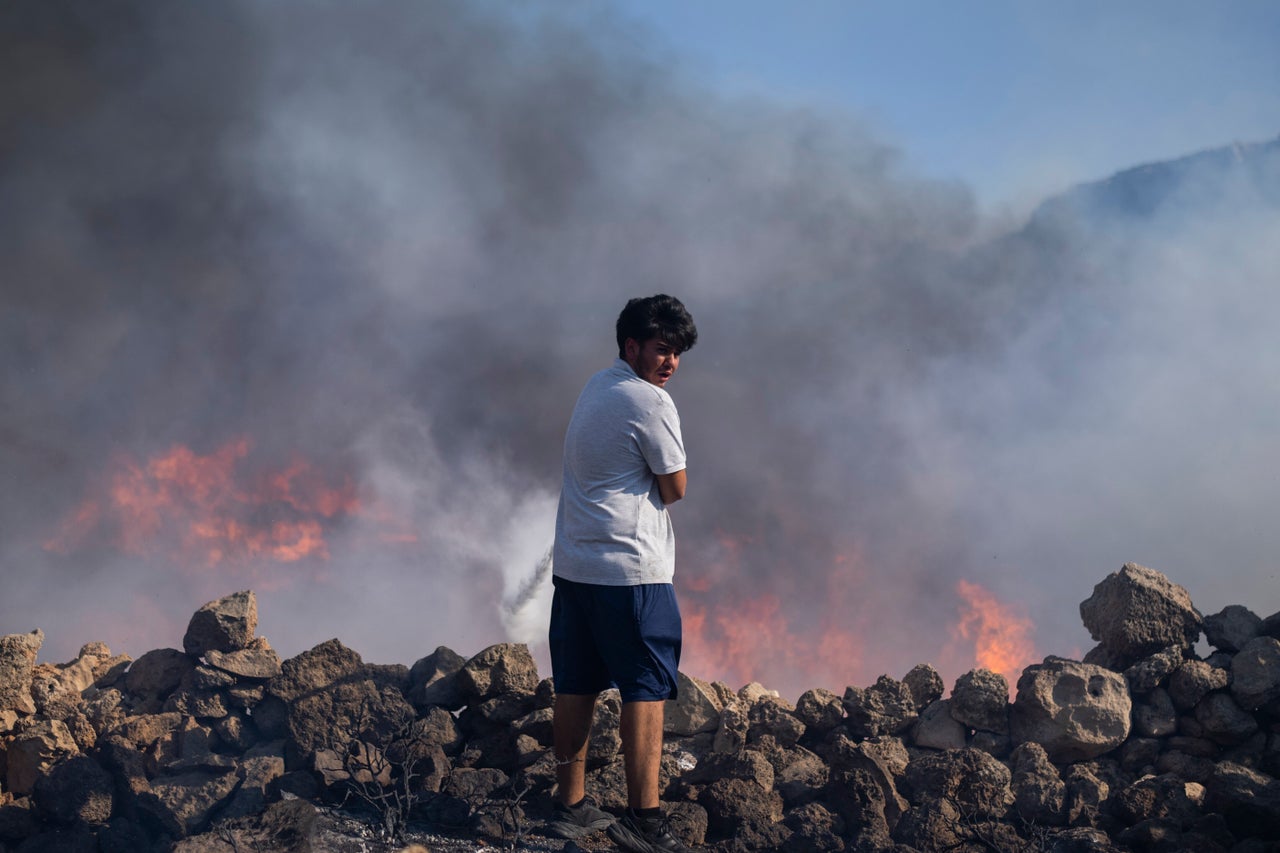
<box><xmin>219</xmin><ymin>748</ymin><xmax>284</xmax><ymax>820</ymax></box>
<box><xmin>0</xmin><ymin>798</ymin><xmax>39</xmax><ymax>844</ymax></box>
<box><xmin>125</xmin><ymin>649</ymin><xmax>196</xmax><ymax>704</ymax></box>
<box><xmin>1043</xmin><ymin>827</ymin><xmax>1122</xmax><ymax>852</ymax></box>
<box><xmin>401</xmin><ymin>705</ymin><xmax>464</xmax><ymax>756</ymax></box>
<box><xmin>1010</xmin><ymin>742</ymin><xmax>1067</xmax><ymax>826</ymax></box>
<box><xmin>136</xmin><ymin>769</ymin><xmax>241</xmax><ymax>837</ymax></box>
<box><xmin>1230</xmin><ymin>636</ymin><xmax>1280</xmax><ymax>710</ymax></box>
<box><xmin>712</xmin><ymin>701</ymin><xmax>748</xmax><ymax>754</ymax></box>
<box><xmin>1168</xmin><ymin>659</ymin><xmax>1230</xmax><ymax>711</ymax></box>
<box><xmin>665</xmin><ymin>671</ymin><xmax>723</xmax><ymax>735</ymax></box>
<box><xmin>1108</xmin><ymin>772</ymin><xmax>1205</xmax><ymax>827</ymax></box>
<box><xmin>285</xmin><ymin>677</ymin><xmax>416</xmax><ymax>769</ymax></box>
<box><xmin>442</xmin><ymin>766</ymin><xmax>508</xmax><ymax>801</ymax></box>
<box><xmin>213</xmin><ymin>711</ymin><xmax>258</xmax><ymax>753</ymax></box>
<box><xmin>5</xmin><ymin>719</ymin><xmax>79</xmax><ymax>796</ymax></box>
<box><xmin>1010</xmin><ymin>658</ymin><xmax>1131</xmax><ymax>763</ymax></box>
<box><xmin>794</xmin><ymin>688</ymin><xmax>844</xmax><ymax>735</ymax></box>
<box><xmin>900</xmin><ymin>747</ymin><xmax>1013</xmax><ymax>818</ymax></box>
<box><xmin>1204</xmin><ymin>605</ymin><xmax>1262</xmax><ymax>653</ymax></box>
<box><xmin>842</xmin><ymin>674</ymin><xmax>917</xmax><ymax>738</ymax></box>
<box><xmin>456</xmin><ymin>644</ymin><xmax>539</xmax><ymax>703</ymax></box>
<box><xmin>32</xmin><ymin>755</ymin><xmax>113</xmax><ymax>825</ymax></box>
<box><xmin>1063</xmin><ymin>763</ymin><xmax>1110</xmax><ymax>828</ymax></box>
<box><xmin>697</xmin><ymin>777</ymin><xmax>785</xmax><ymax>844</ymax></box>
<box><xmin>1123</xmin><ymin>645</ymin><xmax>1184</xmax><ymax>694</ymax></box>
<box><xmin>11</xmin><ymin>825</ymin><xmax>98</xmax><ymax>853</ymax></box>
<box><xmin>773</xmin><ymin>746</ymin><xmax>829</xmax><ymax>806</ymax></box>
<box><xmin>782</xmin><ymin>802</ymin><xmax>846</xmax><ymax>852</ymax></box>
<box><xmin>825</xmin><ymin>766</ymin><xmax>890</xmax><ymax>843</ymax></box>
<box><xmin>949</xmin><ymin>668</ymin><xmax>1010</xmax><ymax>734</ymax></box>
<box><xmin>183</xmin><ymin>591</ymin><xmax>257</xmax><ymax>655</ymax></box>
<box><xmin>1262</xmin><ymin>610</ymin><xmax>1280</xmax><ymax>639</ymax></box>
<box><xmin>1118</xmin><ymin>736</ymin><xmax>1162</xmax><ymax>774</ymax></box>
<box><xmin>267</xmin><ymin>639</ymin><xmax>364</xmax><ymax>703</ymax></box>
<box><xmin>684</xmin><ymin>749</ymin><xmax>776</xmax><ymax>792</ymax></box>
<box><xmin>588</xmin><ymin>691</ymin><xmax>622</xmax><ymax>765</ymax></box>
<box><xmin>407</xmin><ymin>646</ymin><xmax>467</xmax><ymax>711</ymax></box>
<box><xmin>902</xmin><ymin>663</ymin><xmax>945</xmax><ymax>710</ymax></box>
<box><xmin>748</xmin><ymin>695</ymin><xmax>806</xmax><ymax>746</ymax></box>
<box><xmin>1132</xmin><ymin>688</ymin><xmax>1178</xmax><ymax>738</ymax></box>
<box><xmin>914</xmin><ymin>698</ymin><xmax>967</xmax><ymax>750</ymax></box>
<box><xmin>1079</xmin><ymin>563</ymin><xmax>1202</xmax><ymax>664</ymax></box>
<box><xmin>738</xmin><ymin>681</ymin><xmax>779</xmax><ymax>706</ymax></box>
<box><xmin>1204</xmin><ymin>761</ymin><xmax>1280</xmax><ymax>841</ymax></box>
<box><xmin>313</xmin><ymin>741</ymin><xmax>392</xmax><ymax>788</ymax></box>
<box><xmin>1194</xmin><ymin>692</ymin><xmax>1259</xmax><ymax>745</ymax></box>
<box><xmin>203</xmin><ymin>648</ymin><xmax>282</xmax><ymax>680</ymax></box>
<box><xmin>827</xmin><ymin>734</ymin><xmax>909</xmax><ymax>829</ymax></box>
<box><xmin>0</xmin><ymin>630</ymin><xmax>42</xmax><ymax>715</ymax></box>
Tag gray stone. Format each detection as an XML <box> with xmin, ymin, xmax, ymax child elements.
<box><xmin>5</xmin><ymin>718</ymin><xmax>79</xmax><ymax>795</ymax></box>
<box><xmin>183</xmin><ymin>591</ymin><xmax>257</xmax><ymax>655</ymax></box>
<box><xmin>793</xmin><ymin>687</ymin><xmax>844</xmax><ymax>734</ymax></box>
<box><xmin>1010</xmin><ymin>658</ymin><xmax>1131</xmax><ymax>763</ymax></box>
<box><xmin>1204</xmin><ymin>604</ymin><xmax>1262</xmax><ymax>653</ymax></box>
<box><xmin>843</xmin><ymin>674</ymin><xmax>917</xmax><ymax>738</ymax></box>
<box><xmin>204</xmin><ymin>647</ymin><xmax>282</xmax><ymax>680</ymax></box>
<box><xmin>900</xmin><ymin>747</ymin><xmax>1013</xmax><ymax>819</ymax></box>
<box><xmin>1168</xmin><ymin>659</ymin><xmax>1230</xmax><ymax>711</ymax></box>
<box><xmin>1079</xmin><ymin>563</ymin><xmax>1202</xmax><ymax>663</ymax></box>
<box><xmin>1231</xmin><ymin>635</ymin><xmax>1280</xmax><ymax>710</ymax></box>
<box><xmin>0</xmin><ymin>630</ymin><xmax>43</xmax><ymax>715</ymax></box>
<box><xmin>1010</xmin><ymin>741</ymin><xmax>1066</xmax><ymax>826</ymax></box>
<box><xmin>827</xmin><ymin>734</ymin><xmax>910</xmax><ymax>829</ymax></box>
<box><xmin>949</xmin><ymin>668</ymin><xmax>1009</xmax><ymax>734</ymax></box>
<box><xmin>285</xmin><ymin>677</ymin><xmax>416</xmax><ymax>769</ymax></box>
<box><xmin>748</xmin><ymin>695</ymin><xmax>806</xmax><ymax>746</ymax></box>
<box><xmin>712</xmin><ymin>701</ymin><xmax>748</xmax><ymax>754</ymax></box>
<box><xmin>32</xmin><ymin>755</ymin><xmax>114</xmax><ymax>825</ymax></box>
<box><xmin>665</xmin><ymin>671</ymin><xmax>723</xmax><ymax>736</ymax></box>
<box><xmin>125</xmin><ymin>649</ymin><xmax>196</xmax><ymax>703</ymax></box>
<box><xmin>1123</xmin><ymin>645</ymin><xmax>1184</xmax><ymax>694</ymax></box>
<box><xmin>1205</xmin><ymin>761</ymin><xmax>1280</xmax><ymax>841</ymax></box>
<box><xmin>137</xmin><ymin>769</ymin><xmax>241</xmax><ymax>837</ymax></box>
<box><xmin>902</xmin><ymin>663</ymin><xmax>945</xmax><ymax>710</ymax></box>
<box><xmin>1132</xmin><ymin>687</ymin><xmax>1178</xmax><ymax>738</ymax></box>
<box><xmin>913</xmin><ymin>698</ymin><xmax>967</xmax><ymax>750</ymax></box>
<box><xmin>267</xmin><ymin>639</ymin><xmax>363</xmax><ymax>703</ymax></box>
<box><xmin>1194</xmin><ymin>692</ymin><xmax>1259</xmax><ymax>745</ymax></box>
<box><xmin>457</xmin><ymin>643</ymin><xmax>539</xmax><ymax>702</ymax></box>
<box><xmin>407</xmin><ymin>646</ymin><xmax>467</xmax><ymax>711</ymax></box>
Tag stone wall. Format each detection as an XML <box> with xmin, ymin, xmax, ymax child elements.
<box><xmin>1</xmin><ymin>565</ymin><xmax>1278</xmax><ymax>851</ymax></box>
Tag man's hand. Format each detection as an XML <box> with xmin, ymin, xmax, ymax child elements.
<box><xmin>656</xmin><ymin>470</ymin><xmax>686</xmax><ymax>505</ymax></box>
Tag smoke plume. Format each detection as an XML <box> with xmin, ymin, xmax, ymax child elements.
<box><xmin>2</xmin><ymin>0</ymin><xmax>1277</xmax><ymax>699</ymax></box>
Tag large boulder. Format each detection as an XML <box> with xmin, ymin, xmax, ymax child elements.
<box><xmin>456</xmin><ymin>644</ymin><xmax>539</xmax><ymax>703</ymax></box>
<box><xmin>900</xmin><ymin>747</ymin><xmax>1013</xmax><ymax>819</ymax></box>
<box><xmin>125</xmin><ymin>649</ymin><xmax>196</xmax><ymax>706</ymax></box>
<box><xmin>285</xmin><ymin>678</ymin><xmax>416</xmax><ymax>769</ymax></box>
<box><xmin>793</xmin><ymin>688</ymin><xmax>844</xmax><ymax>735</ymax></box>
<box><xmin>1167</xmin><ymin>659</ymin><xmax>1230</xmax><ymax>711</ymax></box>
<box><xmin>0</xmin><ymin>630</ymin><xmax>43</xmax><ymax>715</ymax></box>
<box><xmin>665</xmin><ymin>671</ymin><xmax>723</xmax><ymax>736</ymax></box>
<box><xmin>407</xmin><ymin>646</ymin><xmax>467</xmax><ymax>711</ymax></box>
<box><xmin>1079</xmin><ymin>564</ymin><xmax>1202</xmax><ymax>664</ymax></box>
<box><xmin>914</xmin><ymin>699</ymin><xmax>967</xmax><ymax>750</ymax></box>
<box><xmin>1204</xmin><ymin>761</ymin><xmax>1280</xmax><ymax>840</ymax></box>
<box><xmin>902</xmin><ymin>663</ymin><xmax>945</xmax><ymax>710</ymax></box>
<box><xmin>843</xmin><ymin>674</ymin><xmax>917</xmax><ymax>738</ymax></box>
<box><xmin>4</xmin><ymin>718</ymin><xmax>79</xmax><ymax>795</ymax></box>
<box><xmin>204</xmin><ymin>647</ymin><xmax>282</xmax><ymax>681</ymax></box>
<box><xmin>1230</xmin><ymin>636</ymin><xmax>1280</xmax><ymax>710</ymax></box>
<box><xmin>949</xmin><ymin>668</ymin><xmax>1010</xmax><ymax>734</ymax></box>
<box><xmin>32</xmin><ymin>755</ymin><xmax>114</xmax><ymax>825</ymax></box>
<box><xmin>136</xmin><ymin>768</ymin><xmax>241</xmax><ymax>837</ymax></box>
<box><xmin>268</xmin><ymin>639</ymin><xmax>364</xmax><ymax>703</ymax></box>
<box><xmin>1010</xmin><ymin>742</ymin><xmax>1067</xmax><ymax>826</ymax></box>
<box><xmin>1204</xmin><ymin>605</ymin><xmax>1262</xmax><ymax>653</ymax></box>
<box><xmin>1010</xmin><ymin>658</ymin><xmax>1131</xmax><ymax>763</ymax></box>
<box><xmin>183</xmin><ymin>591</ymin><xmax>257</xmax><ymax>655</ymax></box>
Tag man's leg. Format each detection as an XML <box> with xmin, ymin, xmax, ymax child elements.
<box><xmin>553</xmin><ymin>692</ymin><xmax>598</xmax><ymax>806</ymax></box>
<box><xmin>620</xmin><ymin>699</ymin><xmax>665</xmax><ymax>810</ymax></box>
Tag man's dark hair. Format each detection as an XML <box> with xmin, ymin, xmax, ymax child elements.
<box><xmin>616</xmin><ymin>294</ymin><xmax>698</xmax><ymax>358</ymax></box>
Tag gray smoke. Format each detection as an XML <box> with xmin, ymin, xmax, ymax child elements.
<box><xmin>2</xmin><ymin>0</ymin><xmax>1276</xmax><ymax>699</ymax></box>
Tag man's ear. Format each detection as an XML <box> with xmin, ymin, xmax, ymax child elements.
<box><xmin>624</xmin><ymin>338</ymin><xmax>639</xmax><ymax>360</ymax></box>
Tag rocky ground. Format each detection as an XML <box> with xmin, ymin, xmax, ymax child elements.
<box><xmin>3</xmin><ymin>563</ymin><xmax>1280</xmax><ymax>852</ymax></box>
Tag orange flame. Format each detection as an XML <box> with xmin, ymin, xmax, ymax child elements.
<box><xmin>45</xmin><ymin>438</ymin><xmax>360</xmax><ymax>569</ymax></box>
<box><xmin>953</xmin><ymin>579</ymin><xmax>1036</xmax><ymax>690</ymax></box>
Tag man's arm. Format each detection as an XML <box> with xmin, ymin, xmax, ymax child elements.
<box><xmin>656</xmin><ymin>469</ymin><xmax>686</xmax><ymax>505</ymax></box>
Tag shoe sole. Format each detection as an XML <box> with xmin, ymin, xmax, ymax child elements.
<box><xmin>549</xmin><ymin>817</ymin><xmax>615</xmax><ymax>839</ymax></box>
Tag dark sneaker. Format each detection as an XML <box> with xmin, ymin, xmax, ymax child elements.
<box><xmin>548</xmin><ymin>796</ymin><xmax>615</xmax><ymax>839</ymax></box>
<box><xmin>606</xmin><ymin>809</ymin><xmax>696</xmax><ymax>852</ymax></box>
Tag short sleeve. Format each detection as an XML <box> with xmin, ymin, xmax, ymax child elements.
<box><xmin>635</xmin><ymin>397</ymin><xmax>686</xmax><ymax>475</ymax></box>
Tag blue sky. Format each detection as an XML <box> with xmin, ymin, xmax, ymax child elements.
<box><xmin>608</xmin><ymin>0</ymin><xmax>1280</xmax><ymax>212</ymax></box>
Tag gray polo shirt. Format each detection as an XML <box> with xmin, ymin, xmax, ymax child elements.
<box><xmin>553</xmin><ymin>359</ymin><xmax>686</xmax><ymax>585</ymax></box>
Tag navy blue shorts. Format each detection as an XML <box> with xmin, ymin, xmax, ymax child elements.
<box><xmin>548</xmin><ymin>576</ymin><xmax>682</xmax><ymax>703</ymax></box>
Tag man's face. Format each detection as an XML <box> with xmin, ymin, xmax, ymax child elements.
<box><xmin>624</xmin><ymin>337</ymin><xmax>681</xmax><ymax>387</ymax></box>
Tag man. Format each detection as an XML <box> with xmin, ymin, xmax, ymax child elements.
<box><xmin>547</xmin><ymin>294</ymin><xmax>698</xmax><ymax>853</ymax></box>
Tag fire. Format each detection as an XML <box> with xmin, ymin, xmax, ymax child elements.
<box><xmin>45</xmin><ymin>438</ymin><xmax>360</xmax><ymax>569</ymax></box>
<box><xmin>952</xmin><ymin>579</ymin><xmax>1036</xmax><ymax>690</ymax></box>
